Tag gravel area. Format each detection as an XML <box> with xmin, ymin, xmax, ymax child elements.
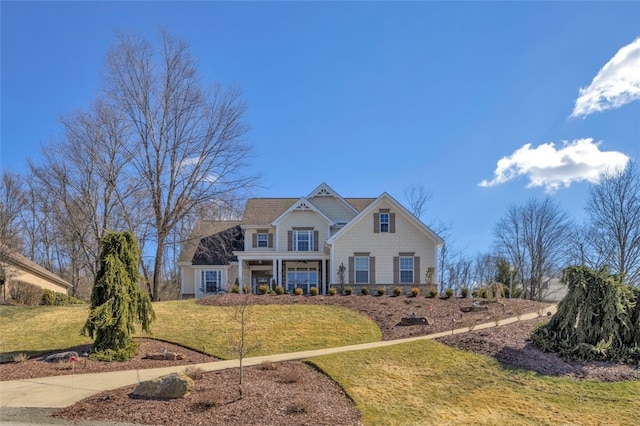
<box><xmin>2</xmin><ymin>295</ymin><xmax>638</xmax><ymax>425</ymax></box>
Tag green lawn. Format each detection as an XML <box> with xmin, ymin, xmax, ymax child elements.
<box><xmin>3</xmin><ymin>301</ymin><xmax>636</xmax><ymax>425</ymax></box>
<box><xmin>309</xmin><ymin>339</ymin><xmax>640</xmax><ymax>426</ymax></box>
<box><xmin>0</xmin><ymin>300</ymin><xmax>381</xmax><ymax>361</ymax></box>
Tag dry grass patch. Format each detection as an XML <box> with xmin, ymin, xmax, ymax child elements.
<box><xmin>309</xmin><ymin>340</ymin><xmax>640</xmax><ymax>425</ymax></box>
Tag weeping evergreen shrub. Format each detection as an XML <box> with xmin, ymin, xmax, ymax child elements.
<box><xmin>531</xmin><ymin>266</ymin><xmax>639</xmax><ymax>363</ymax></box>
<box><xmin>82</xmin><ymin>231</ymin><xmax>155</xmax><ymax>361</ymax></box>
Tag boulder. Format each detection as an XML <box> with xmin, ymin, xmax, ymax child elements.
<box><xmin>143</xmin><ymin>352</ymin><xmax>185</xmax><ymax>360</ymax></box>
<box><xmin>133</xmin><ymin>372</ymin><xmax>194</xmax><ymax>399</ymax></box>
<box><xmin>398</xmin><ymin>317</ymin><xmax>433</xmax><ymax>326</ymax></box>
<box><xmin>44</xmin><ymin>351</ymin><xmax>78</xmax><ymax>363</ymax></box>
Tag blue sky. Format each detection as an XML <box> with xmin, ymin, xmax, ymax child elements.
<box><xmin>1</xmin><ymin>1</ymin><xmax>639</xmax><ymax>256</ymax></box>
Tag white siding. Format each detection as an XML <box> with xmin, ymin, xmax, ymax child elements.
<box><xmin>277</xmin><ymin>210</ymin><xmax>329</xmax><ymax>251</ymax></box>
<box><xmin>331</xmin><ymin>200</ymin><xmax>437</xmax><ymax>284</ymax></box>
<box><xmin>308</xmin><ymin>197</ymin><xmax>356</xmax><ymax>223</ymax></box>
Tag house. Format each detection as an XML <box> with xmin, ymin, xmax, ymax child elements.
<box><xmin>0</xmin><ymin>245</ymin><xmax>71</xmax><ymax>299</ymax></box>
<box><xmin>178</xmin><ymin>183</ymin><xmax>444</xmax><ymax>298</ymax></box>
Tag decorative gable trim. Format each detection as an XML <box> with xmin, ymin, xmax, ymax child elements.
<box><xmin>307</xmin><ymin>182</ymin><xmax>359</xmax><ymax>215</ymax></box>
<box><xmin>271</xmin><ymin>197</ymin><xmax>333</xmax><ymax>226</ymax></box>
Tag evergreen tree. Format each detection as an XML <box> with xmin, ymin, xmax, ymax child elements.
<box><xmin>531</xmin><ymin>265</ymin><xmax>639</xmax><ymax>363</ymax></box>
<box><xmin>83</xmin><ymin>231</ymin><xmax>155</xmax><ymax>360</ymax></box>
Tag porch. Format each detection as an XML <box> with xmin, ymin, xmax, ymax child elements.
<box><xmin>238</xmin><ymin>254</ymin><xmax>330</xmax><ymax>295</ymax></box>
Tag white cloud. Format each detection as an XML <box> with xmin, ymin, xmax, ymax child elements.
<box><xmin>571</xmin><ymin>37</ymin><xmax>640</xmax><ymax>118</ymax></box>
<box><xmin>478</xmin><ymin>138</ymin><xmax>629</xmax><ymax>192</ymax></box>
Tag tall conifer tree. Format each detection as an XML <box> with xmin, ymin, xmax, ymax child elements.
<box><xmin>83</xmin><ymin>231</ymin><xmax>155</xmax><ymax>360</ymax></box>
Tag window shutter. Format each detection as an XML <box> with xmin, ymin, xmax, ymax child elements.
<box><xmin>393</xmin><ymin>256</ymin><xmax>399</xmax><ymax>284</ymax></box>
<box><xmin>414</xmin><ymin>256</ymin><xmax>420</xmax><ymax>285</ymax></box>
<box><xmin>348</xmin><ymin>256</ymin><xmax>354</xmax><ymax>284</ymax></box>
<box><xmin>390</xmin><ymin>213</ymin><xmax>396</xmax><ymax>233</ymax></box>
<box><xmin>370</xmin><ymin>257</ymin><xmax>376</xmax><ymax>284</ymax></box>
<box><xmin>288</xmin><ymin>231</ymin><xmax>293</xmax><ymax>251</ymax></box>
<box><xmin>314</xmin><ymin>230</ymin><xmax>319</xmax><ymax>251</ymax></box>
<box><xmin>268</xmin><ymin>233</ymin><xmax>273</xmax><ymax>248</ymax></box>
<box><xmin>373</xmin><ymin>213</ymin><xmax>379</xmax><ymax>233</ymax></box>
<box><xmin>252</xmin><ymin>233</ymin><xmax>257</xmax><ymax>248</ymax></box>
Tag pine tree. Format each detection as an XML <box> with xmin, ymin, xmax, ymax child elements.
<box><xmin>82</xmin><ymin>231</ymin><xmax>155</xmax><ymax>360</ymax></box>
<box><xmin>531</xmin><ymin>265</ymin><xmax>639</xmax><ymax>363</ymax></box>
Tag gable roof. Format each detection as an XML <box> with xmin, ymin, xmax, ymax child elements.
<box><xmin>272</xmin><ymin>197</ymin><xmax>334</xmax><ymax>226</ymax></box>
<box><xmin>326</xmin><ymin>192</ymin><xmax>444</xmax><ymax>246</ymax></box>
<box><xmin>178</xmin><ymin>220</ymin><xmax>243</xmax><ymax>263</ymax></box>
<box><xmin>0</xmin><ymin>245</ymin><xmax>71</xmax><ymax>289</ymax></box>
<box><xmin>191</xmin><ymin>225</ymin><xmax>244</xmax><ymax>265</ymax></box>
<box><xmin>307</xmin><ymin>182</ymin><xmax>360</xmax><ymax>216</ymax></box>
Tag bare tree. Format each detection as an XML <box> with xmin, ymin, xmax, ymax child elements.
<box><xmin>104</xmin><ymin>29</ymin><xmax>256</xmax><ymax>300</ymax></box>
<box><xmin>0</xmin><ymin>171</ymin><xmax>25</xmax><ymax>251</ymax></box>
<box><xmin>403</xmin><ymin>183</ymin><xmax>432</xmax><ymax>220</ymax></box>
<box><xmin>473</xmin><ymin>253</ymin><xmax>499</xmax><ymax>289</ymax></box>
<box><xmin>584</xmin><ymin>162</ymin><xmax>640</xmax><ymax>286</ymax></box>
<box><xmin>493</xmin><ymin>197</ymin><xmax>573</xmax><ymax>301</ymax></box>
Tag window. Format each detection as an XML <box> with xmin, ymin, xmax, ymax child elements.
<box><xmin>399</xmin><ymin>257</ymin><xmax>414</xmax><ymax>284</ymax></box>
<box><xmin>257</xmin><ymin>233</ymin><xmax>268</xmax><ymax>248</ymax></box>
<box><xmin>293</xmin><ymin>230</ymin><xmax>313</xmax><ymax>251</ymax></box>
<box><xmin>201</xmin><ymin>270</ymin><xmax>222</xmax><ymax>293</ymax></box>
<box><xmin>380</xmin><ymin>213</ymin><xmax>389</xmax><ymax>233</ymax></box>
<box><xmin>286</xmin><ymin>267</ymin><xmax>318</xmax><ymax>294</ymax></box>
<box><xmin>354</xmin><ymin>256</ymin><xmax>369</xmax><ymax>283</ymax></box>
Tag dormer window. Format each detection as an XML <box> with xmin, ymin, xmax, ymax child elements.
<box><xmin>379</xmin><ymin>213</ymin><xmax>389</xmax><ymax>233</ymax></box>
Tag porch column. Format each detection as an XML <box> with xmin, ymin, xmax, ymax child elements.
<box><xmin>238</xmin><ymin>256</ymin><xmax>243</xmax><ymax>288</ymax></box>
<box><xmin>322</xmin><ymin>258</ymin><xmax>327</xmax><ymax>294</ymax></box>
<box><xmin>272</xmin><ymin>260</ymin><xmax>277</xmax><ymax>288</ymax></box>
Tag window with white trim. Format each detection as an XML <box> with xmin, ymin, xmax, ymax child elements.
<box><xmin>257</xmin><ymin>232</ymin><xmax>268</xmax><ymax>248</ymax></box>
<box><xmin>379</xmin><ymin>213</ymin><xmax>389</xmax><ymax>233</ymax></box>
<box><xmin>293</xmin><ymin>230</ymin><xmax>313</xmax><ymax>251</ymax></box>
<box><xmin>286</xmin><ymin>267</ymin><xmax>318</xmax><ymax>294</ymax></box>
<box><xmin>399</xmin><ymin>257</ymin><xmax>414</xmax><ymax>284</ymax></box>
<box><xmin>201</xmin><ymin>270</ymin><xmax>222</xmax><ymax>293</ymax></box>
<box><xmin>354</xmin><ymin>256</ymin><xmax>369</xmax><ymax>284</ymax></box>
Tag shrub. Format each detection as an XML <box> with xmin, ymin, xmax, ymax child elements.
<box><xmin>377</xmin><ymin>287</ymin><xmax>385</xmax><ymax>296</ymax></box>
<box><xmin>89</xmin><ymin>340</ymin><xmax>139</xmax><ymax>362</ymax></box>
<box><xmin>410</xmin><ymin>287</ymin><xmax>420</xmax><ymax>297</ymax></box>
<box><xmin>258</xmin><ymin>284</ymin><xmax>270</xmax><ymax>295</ymax></box>
<box><xmin>343</xmin><ymin>286</ymin><xmax>353</xmax><ymax>295</ymax></box>
<box><xmin>242</xmin><ymin>285</ymin><xmax>251</xmax><ymax>294</ymax></box>
<box><xmin>460</xmin><ymin>287</ymin><xmax>469</xmax><ymax>298</ymax></box>
<box><xmin>393</xmin><ymin>286</ymin><xmax>402</xmax><ymax>297</ymax></box>
<box><xmin>280</xmin><ymin>368</ymin><xmax>302</xmax><ymax>383</ymax></box>
<box><xmin>184</xmin><ymin>366</ymin><xmax>205</xmax><ymax>380</ymax></box>
<box><xmin>12</xmin><ymin>353</ymin><xmax>29</xmax><ymax>363</ymax></box>
<box><xmin>229</xmin><ymin>284</ymin><xmax>240</xmax><ymax>294</ymax></box>
<box><xmin>445</xmin><ymin>288</ymin><xmax>454</xmax><ymax>298</ymax></box>
<box><xmin>427</xmin><ymin>289</ymin><xmax>438</xmax><ymax>298</ymax></box>
<box><xmin>361</xmin><ymin>286</ymin><xmax>369</xmax><ymax>295</ymax></box>
<box><xmin>309</xmin><ymin>286</ymin><xmax>319</xmax><ymax>296</ymax></box>
<box><xmin>328</xmin><ymin>287</ymin><xmax>337</xmax><ymax>296</ymax></box>
<box><xmin>42</xmin><ymin>289</ymin><xmax>56</xmax><ymax>306</ymax></box>
<box><xmin>260</xmin><ymin>360</ymin><xmax>278</xmax><ymax>371</ymax></box>
<box><xmin>274</xmin><ymin>286</ymin><xmax>285</xmax><ymax>295</ymax></box>
<box><xmin>294</xmin><ymin>287</ymin><xmax>304</xmax><ymax>296</ymax></box>
<box><xmin>9</xmin><ymin>282</ymin><xmax>43</xmax><ymax>306</ymax></box>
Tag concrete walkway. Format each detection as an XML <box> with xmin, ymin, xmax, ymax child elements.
<box><xmin>0</xmin><ymin>305</ymin><xmax>556</xmax><ymax>410</ymax></box>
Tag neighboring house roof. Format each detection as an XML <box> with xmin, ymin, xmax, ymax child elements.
<box><xmin>177</xmin><ymin>220</ymin><xmax>243</xmax><ymax>263</ymax></box>
<box><xmin>0</xmin><ymin>245</ymin><xmax>71</xmax><ymax>290</ymax></box>
<box><xmin>327</xmin><ymin>192</ymin><xmax>444</xmax><ymax>246</ymax></box>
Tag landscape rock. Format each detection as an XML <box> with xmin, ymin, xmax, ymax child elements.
<box><xmin>44</xmin><ymin>351</ymin><xmax>78</xmax><ymax>363</ymax></box>
<box><xmin>143</xmin><ymin>352</ymin><xmax>185</xmax><ymax>360</ymax></box>
<box><xmin>133</xmin><ymin>372</ymin><xmax>194</xmax><ymax>399</ymax></box>
<box><xmin>398</xmin><ymin>317</ymin><xmax>432</xmax><ymax>326</ymax></box>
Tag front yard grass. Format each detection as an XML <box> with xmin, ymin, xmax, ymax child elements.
<box><xmin>0</xmin><ymin>300</ymin><xmax>381</xmax><ymax>362</ymax></box>
<box><xmin>309</xmin><ymin>339</ymin><xmax>640</xmax><ymax>425</ymax></box>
